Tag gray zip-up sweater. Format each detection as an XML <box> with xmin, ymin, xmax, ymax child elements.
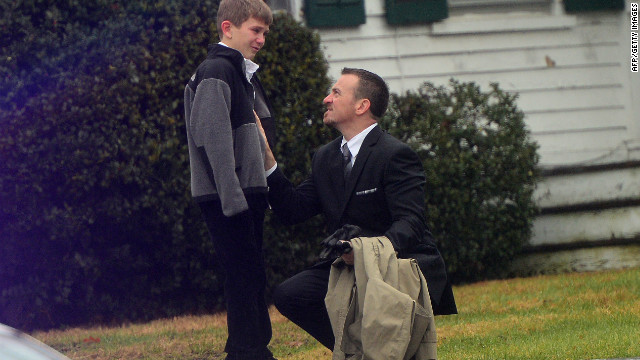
<box><xmin>184</xmin><ymin>44</ymin><xmax>268</xmax><ymax>216</ymax></box>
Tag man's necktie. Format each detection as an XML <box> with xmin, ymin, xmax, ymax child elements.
<box><xmin>342</xmin><ymin>143</ymin><xmax>352</xmax><ymax>180</ymax></box>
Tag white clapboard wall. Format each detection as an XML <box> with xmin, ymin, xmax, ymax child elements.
<box><xmin>284</xmin><ymin>0</ymin><xmax>640</xmax><ymax>274</ymax></box>
<box><xmin>313</xmin><ymin>0</ymin><xmax>639</xmax><ymax>166</ymax></box>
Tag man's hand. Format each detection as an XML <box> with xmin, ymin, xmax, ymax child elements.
<box><xmin>340</xmin><ymin>241</ymin><xmax>354</xmax><ymax>265</ymax></box>
<box><xmin>254</xmin><ymin>111</ymin><xmax>277</xmax><ymax>170</ymax></box>
<box><xmin>319</xmin><ymin>224</ymin><xmax>361</xmax><ymax>261</ymax></box>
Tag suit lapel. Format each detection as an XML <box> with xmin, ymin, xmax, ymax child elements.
<box><xmin>339</xmin><ymin>125</ymin><xmax>383</xmax><ymax>216</ymax></box>
<box><xmin>327</xmin><ymin>137</ymin><xmax>346</xmax><ymax>191</ymax></box>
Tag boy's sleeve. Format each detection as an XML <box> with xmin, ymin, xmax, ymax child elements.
<box><xmin>190</xmin><ymin>78</ymin><xmax>248</xmax><ymax>216</ymax></box>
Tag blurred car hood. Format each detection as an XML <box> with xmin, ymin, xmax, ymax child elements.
<box><xmin>0</xmin><ymin>323</ymin><xmax>71</xmax><ymax>360</ymax></box>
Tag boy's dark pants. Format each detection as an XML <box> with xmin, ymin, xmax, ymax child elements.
<box><xmin>199</xmin><ymin>197</ymin><xmax>273</xmax><ymax>360</ymax></box>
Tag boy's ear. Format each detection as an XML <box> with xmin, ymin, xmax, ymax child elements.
<box><xmin>220</xmin><ymin>20</ymin><xmax>233</xmax><ymax>39</ymax></box>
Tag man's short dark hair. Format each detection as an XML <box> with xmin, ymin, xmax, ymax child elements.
<box><xmin>341</xmin><ymin>68</ymin><xmax>390</xmax><ymax>119</ymax></box>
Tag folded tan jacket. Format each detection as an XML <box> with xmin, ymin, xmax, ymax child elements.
<box><xmin>325</xmin><ymin>236</ymin><xmax>437</xmax><ymax>360</ymax></box>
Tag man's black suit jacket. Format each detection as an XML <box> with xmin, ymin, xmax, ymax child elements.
<box><xmin>267</xmin><ymin>125</ymin><xmax>457</xmax><ymax>315</ymax></box>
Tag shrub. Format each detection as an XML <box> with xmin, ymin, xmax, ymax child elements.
<box><xmin>381</xmin><ymin>80</ymin><xmax>540</xmax><ymax>283</ymax></box>
<box><xmin>0</xmin><ymin>0</ymin><xmax>331</xmax><ymax>330</ymax></box>
<box><xmin>0</xmin><ymin>0</ymin><xmax>222</xmax><ymax>331</ymax></box>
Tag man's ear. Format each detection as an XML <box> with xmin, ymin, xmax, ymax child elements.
<box><xmin>355</xmin><ymin>98</ymin><xmax>371</xmax><ymax>116</ymax></box>
<box><xmin>220</xmin><ymin>20</ymin><xmax>233</xmax><ymax>39</ymax></box>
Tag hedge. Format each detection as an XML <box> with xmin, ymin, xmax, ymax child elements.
<box><xmin>0</xmin><ymin>0</ymin><xmax>332</xmax><ymax>331</ymax></box>
<box><xmin>381</xmin><ymin>80</ymin><xmax>540</xmax><ymax>283</ymax></box>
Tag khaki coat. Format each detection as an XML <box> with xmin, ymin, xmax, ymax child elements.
<box><xmin>325</xmin><ymin>237</ymin><xmax>437</xmax><ymax>360</ymax></box>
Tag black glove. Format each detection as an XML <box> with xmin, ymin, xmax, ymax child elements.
<box><xmin>319</xmin><ymin>224</ymin><xmax>362</xmax><ymax>260</ymax></box>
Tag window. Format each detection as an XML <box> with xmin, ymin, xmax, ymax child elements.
<box><xmin>563</xmin><ymin>0</ymin><xmax>624</xmax><ymax>13</ymax></box>
<box><xmin>448</xmin><ymin>0</ymin><xmax>624</xmax><ymax>13</ymax></box>
<box><xmin>303</xmin><ymin>0</ymin><xmax>366</xmax><ymax>27</ymax></box>
<box><xmin>448</xmin><ymin>0</ymin><xmax>548</xmax><ymax>6</ymax></box>
<box><xmin>386</xmin><ymin>0</ymin><xmax>448</xmax><ymax>25</ymax></box>
<box><xmin>301</xmin><ymin>0</ymin><xmax>625</xmax><ymax>28</ymax></box>
<box><xmin>448</xmin><ymin>0</ymin><xmax>551</xmax><ymax>15</ymax></box>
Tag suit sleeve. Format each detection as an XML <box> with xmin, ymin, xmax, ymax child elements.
<box><xmin>382</xmin><ymin>145</ymin><xmax>428</xmax><ymax>255</ymax></box>
<box><xmin>190</xmin><ymin>78</ymin><xmax>248</xmax><ymax>216</ymax></box>
<box><xmin>267</xmin><ymin>167</ymin><xmax>322</xmax><ymax>225</ymax></box>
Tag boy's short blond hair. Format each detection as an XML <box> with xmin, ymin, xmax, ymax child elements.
<box><xmin>217</xmin><ymin>0</ymin><xmax>273</xmax><ymax>36</ymax></box>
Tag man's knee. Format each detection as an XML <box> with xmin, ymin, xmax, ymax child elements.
<box><xmin>272</xmin><ymin>283</ymin><xmax>291</xmax><ymax>315</ymax></box>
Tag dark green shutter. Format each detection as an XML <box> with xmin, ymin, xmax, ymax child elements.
<box><xmin>304</xmin><ymin>0</ymin><xmax>366</xmax><ymax>27</ymax></box>
<box><xmin>564</xmin><ymin>0</ymin><xmax>625</xmax><ymax>13</ymax></box>
<box><xmin>386</xmin><ymin>0</ymin><xmax>448</xmax><ymax>25</ymax></box>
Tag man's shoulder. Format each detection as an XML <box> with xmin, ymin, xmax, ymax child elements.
<box><xmin>378</xmin><ymin>129</ymin><xmax>404</xmax><ymax>144</ymax></box>
<box><xmin>368</xmin><ymin>130</ymin><xmax>422</xmax><ymax>166</ymax></box>
<box><xmin>367</xmin><ymin>128</ymin><xmax>412</xmax><ymax>153</ymax></box>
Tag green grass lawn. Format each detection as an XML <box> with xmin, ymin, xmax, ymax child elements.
<box><xmin>35</xmin><ymin>267</ymin><xmax>640</xmax><ymax>360</ymax></box>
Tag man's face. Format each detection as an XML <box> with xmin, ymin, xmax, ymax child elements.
<box><xmin>225</xmin><ymin>17</ymin><xmax>269</xmax><ymax>60</ymax></box>
<box><xmin>323</xmin><ymin>74</ymin><xmax>359</xmax><ymax>127</ymax></box>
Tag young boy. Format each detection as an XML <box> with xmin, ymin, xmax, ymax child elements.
<box><xmin>183</xmin><ymin>1</ymin><xmax>276</xmax><ymax>359</ymax></box>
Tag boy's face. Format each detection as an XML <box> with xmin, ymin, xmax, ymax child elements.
<box><xmin>223</xmin><ymin>17</ymin><xmax>270</xmax><ymax>60</ymax></box>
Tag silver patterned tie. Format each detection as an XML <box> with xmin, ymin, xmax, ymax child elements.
<box><xmin>342</xmin><ymin>143</ymin><xmax>352</xmax><ymax>180</ymax></box>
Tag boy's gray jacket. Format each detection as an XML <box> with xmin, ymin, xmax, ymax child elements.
<box><xmin>325</xmin><ymin>237</ymin><xmax>437</xmax><ymax>360</ymax></box>
<box><xmin>184</xmin><ymin>44</ymin><xmax>268</xmax><ymax>216</ymax></box>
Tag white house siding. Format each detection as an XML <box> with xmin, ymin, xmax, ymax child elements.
<box><xmin>312</xmin><ymin>1</ymin><xmax>638</xmax><ymax>166</ymax></box>
<box><xmin>287</xmin><ymin>0</ymin><xmax>640</xmax><ymax>274</ymax></box>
